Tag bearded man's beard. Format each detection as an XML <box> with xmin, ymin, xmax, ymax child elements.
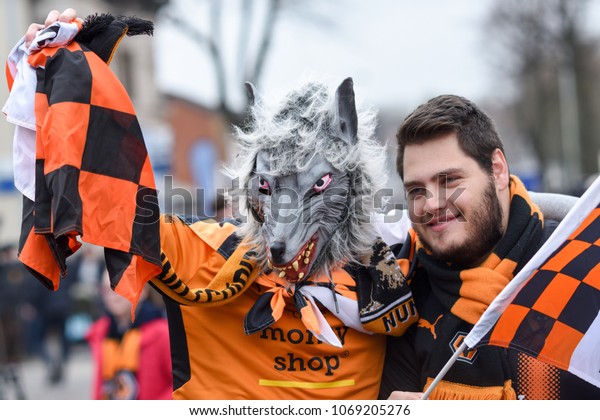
<box><xmin>420</xmin><ymin>177</ymin><xmax>504</xmax><ymax>267</ymax></box>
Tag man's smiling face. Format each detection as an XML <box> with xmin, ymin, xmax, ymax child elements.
<box><xmin>403</xmin><ymin>133</ymin><xmax>506</xmax><ymax>266</ymax></box>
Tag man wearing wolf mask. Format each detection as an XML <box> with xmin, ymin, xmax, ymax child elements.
<box><xmin>15</xmin><ymin>8</ymin><xmax>419</xmax><ymax>399</ymax></box>
<box><xmin>13</xmin><ymin>9</ymin><xmax>578</xmax><ymax>400</ymax></box>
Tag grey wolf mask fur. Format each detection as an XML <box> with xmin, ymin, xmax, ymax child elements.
<box><xmin>227</xmin><ymin>77</ymin><xmax>388</xmax><ymax>283</ymax></box>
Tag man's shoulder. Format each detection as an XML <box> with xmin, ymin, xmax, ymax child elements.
<box><xmin>541</xmin><ymin>219</ymin><xmax>560</xmax><ymax>244</ymax></box>
<box><xmin>373</xmin><ymin>209</ymin><xmax>411</xmax><ymax>246</ymax></box>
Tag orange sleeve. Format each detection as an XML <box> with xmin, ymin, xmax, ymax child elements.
<box><xmin>150</xmin><ymin>215</ymin><xmax>247</xmax><ymax>304</ymax></box>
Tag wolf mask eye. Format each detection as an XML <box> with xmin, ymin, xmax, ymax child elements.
<box><xmin>258</xmin><ymin>176</ymin><xmax>271</xmax><ymax>195</ymax></box>
<box><xmin>313</xmin><ymin>173</ymin><xmax>332</xmax><ymax>193</ymax></box>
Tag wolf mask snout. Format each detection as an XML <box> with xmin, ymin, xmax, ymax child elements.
<box><xmin>268</xmin><ymin>241</ymin><xmax>286</xmax><ymax>265</ymax></box>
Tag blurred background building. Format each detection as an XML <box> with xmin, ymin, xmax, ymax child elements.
<box><xmin>1</xmin><ymin>0</ymin><xmax>600</xmax><ymax>399</ymax></box>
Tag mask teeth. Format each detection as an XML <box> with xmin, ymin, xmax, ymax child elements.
<box><xmin>269</xmin><ymin>239</ymin><xmax>315</xmax><ymax>282</ymax></box>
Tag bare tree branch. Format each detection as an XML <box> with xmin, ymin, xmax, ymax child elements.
<box><xmin>209</xmin><ymin>0</ymin><xmax>228</xmax><ymax>111</ymax></box>
<box><xmin>246</xmin><ymin>0</ymin><xmax>281</xmax><ymax>85</ymax></box>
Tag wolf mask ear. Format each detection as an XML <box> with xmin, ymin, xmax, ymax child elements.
<box><xmin>335</xmin><ymin>77</ymin><xmax>358</xmax><ymax>145</ymax></box>
<box><xmin>245</xmin><ymin>82</ymin><xmax>258</xmax><ymax>107</ymax></box>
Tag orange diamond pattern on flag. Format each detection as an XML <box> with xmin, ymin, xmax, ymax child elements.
<box><xmin>12</xmin><ymin>17</ymin><xmax>162</xmax><ymax>311</ymax></box>
<box><xmin>465</xmin><ymin>176</ymin><xmax>600</xmax><ymax>390</ymax></box>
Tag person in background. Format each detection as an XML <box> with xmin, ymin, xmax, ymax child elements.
<box><xmin>26</xmin><ymin>256</ymin><xmax>79</xmax><ymax>384</ymax></box>
<box><xmin>85</xmin><ymin>272</ymin><xmax>172</xmax><ymax>400</ymax></box>
<box><xmin>0</xmin><ymin>244</ymin><xmax>29</xmax><ymax>399</ymax></box>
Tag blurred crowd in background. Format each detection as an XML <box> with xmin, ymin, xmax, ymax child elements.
<box><xmin>0</xmin><ymin>242</ymin><xmax>170</xmax><ymax>399</ymax></box>
<box><xmin>0</xmin><ymin>243</ymin><xmax>102</xmax><ymax>381</ymax></box>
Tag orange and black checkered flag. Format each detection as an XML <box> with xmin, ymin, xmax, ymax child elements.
<box><xmin>15</xmin><ymin>15</ymin><xmax>161</xmax><ymax>308</ymax></box>
<box><xmin>463</xmin><ymin>175</ymin><xmax>600</xmax><ymax>389</ymax></box>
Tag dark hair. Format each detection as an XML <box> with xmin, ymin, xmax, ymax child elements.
<box><xmin>396</xmin><ymin>94</ymin><xmax>505</xmax><ymax>179</ymax></box>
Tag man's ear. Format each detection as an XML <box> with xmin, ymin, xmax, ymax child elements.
<box><xmin>491</xmin><ymin>148</ymin><xmax>510</xmax><ymax>191</ymax></box>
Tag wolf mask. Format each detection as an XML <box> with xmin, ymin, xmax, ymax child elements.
<box><xmin>146</xmin><ymin>77</ymin><xmax>415</xmax><ymax>342</ymax></box>
<box><xmin>229</xmin><ymin>77</ymin><xmax>389</xmax><ymax>283</ymax></box>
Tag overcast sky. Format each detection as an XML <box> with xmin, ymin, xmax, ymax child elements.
<box><xmin>262</xmin><ymin>0</ymin><xmax>496</xmax><ymax>110</ymax></box>
<box><xmin>156</xmin><ymin>0</ymin><xmax>493</xmax><ymax>112</ymax></box>
<box><xmin>155</xmin><ymin>0</ymin><xmax>600</xmax><ymax>114</ymax></box>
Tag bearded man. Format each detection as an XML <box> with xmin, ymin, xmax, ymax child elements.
<box><xmin>380</xmin><ymin>94</ymin><xmax>600</xmax><ymax>400</ymax></box>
